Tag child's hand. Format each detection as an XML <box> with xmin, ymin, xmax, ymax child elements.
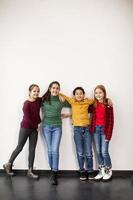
<box><xmin>37</xmin><ymin>125</ymin><xmax>41</xmax><ymax>132</ymax></box>
<box><xmin>59</xmin><ymin>94</ymin><xmax>65</xmax><ymax>102</ymax></box>
<box><xmin>105</xmin><ymin>139</ymin><xmax>109</xmax><ymax>142</ymax></box>
<box><xmin>61</xmin><ymin>113</ymin><xmax>71</xmax><ymax>118</ymax></box>
<box><xmin>108</xmin><ymin>98</ymin><xmax>113</xmax><ymax>107</ymax></box>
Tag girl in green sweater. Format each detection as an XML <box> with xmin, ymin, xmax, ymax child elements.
<box><xmin>42</xmin><ymin>81</ymin><xmax>70</xmax><ymax>185</ymax></box>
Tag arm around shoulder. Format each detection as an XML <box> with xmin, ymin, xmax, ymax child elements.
<box><xmin>59</xmin><ymin>93</ymin><xmax>74</xmax><ymax>104</ymax></box>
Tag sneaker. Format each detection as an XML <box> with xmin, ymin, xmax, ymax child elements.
<box><xmin>103</xmin><ymin>168</ymin><xmax>112</xmax><ymax>181</ymax></box>
<box><xmin>88</xmin><ymin>171</ymin><xmax>95</xmax><ymax>180</ymax></box>
<box><xmin>3</xmin><ymin>162</ymin><xmax>14</xmax><ymax>176</ymax></box>
<box><xmin>80</xmin><ymin>171</ymin><xmax>87</xmax><ymax>181</ymax></box>
<box><xmin>50</xmin><ymin>171</ymin><xmax>58</xmax><ymax>185</ymax></box>
<box><xmin>94</xmin><ymin>167</ymin><xmax>105</xmax><ymax>181</ymax></box>
<box><xmin>27</xmin><ymin>169</ymin><xmax>39</xmax><ymax>179</ymax></box>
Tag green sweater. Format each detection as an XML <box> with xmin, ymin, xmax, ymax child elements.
<box><xmin>42</xmin><ymin>95</ymin><xmax>70</xmax><ymax>127</ymax></box>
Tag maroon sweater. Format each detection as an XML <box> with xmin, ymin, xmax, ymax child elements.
<box><xmin>21</xmin><ymin>97</ymin><xmax>42</xmax><ymax>129</ymax></box>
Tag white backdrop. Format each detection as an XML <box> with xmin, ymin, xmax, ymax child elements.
<box><xmin>0</xmin><ymin>0</ymin><xmax>133</xmax><ymax>170</ymax></box>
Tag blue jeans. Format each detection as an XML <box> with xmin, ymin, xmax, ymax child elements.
<box><xmin>94</xmin><ymin>125</ymin><xmax>112</xmax><ymax>168</ymax></box>
<box><xmin>74</xmin><ymin>126</ymin><xmax>93</xmax><ymax>172</ymax></box>
<box><xmin>42</xmin><ymin>125</ymin><xmax>62</xmax><ymax>171</ymax></box>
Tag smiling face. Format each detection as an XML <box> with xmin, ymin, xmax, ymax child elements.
<box><xmin>74</xmin><ymin>89</ymin><xmax>85</xmax><ymax>102</ymax></box>
<box><xmin>94</xmin><ymin>88</ymin><xmax>105</xmax><ymax>102</ymax></box>
<box><xmin>49</xmin><ymin>83</ymin><xmax>60</xmax><ymax>96</ymax></box>
<box><xmin>29</xmin><ymin>86</ymin><xmax>40</xmax><ymax>100</ymax></box>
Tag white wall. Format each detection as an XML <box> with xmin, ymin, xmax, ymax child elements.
<box><xmin>0</xmin><ymin>0</ymin><xmax>133</xmax><ymax>170</ymax></box>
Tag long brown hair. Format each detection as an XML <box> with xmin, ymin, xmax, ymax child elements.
<box><xmin>42</xmin><ymin>81</ymin><xmax>60</xmax><ymax>104</ymax></box>
<box><xmin>94</xmin><ymin>85</ymin><xmax>108</xmax><ymax>107</ymax></box>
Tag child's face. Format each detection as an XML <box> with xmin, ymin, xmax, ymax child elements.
<box><xmin>94</xmin><ymin>88</ymin><xmax>104</xmax><ymax>102</ymax></box>
<box><xmin>74</xmin><ymin>89</ymin><xmax>85</xmax><ymax>102</ymax></box>
<box><xmin>29</xmin><ymin>86</ymin><xmax>40</xmax><ymax>100</ymax></box>
<box><xmin>50</xmin><ymin>83</ymin><xmax>60</xmax><ymax>96</ymax></box>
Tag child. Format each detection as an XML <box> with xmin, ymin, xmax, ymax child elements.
<box><xmin>89</xmin><ymin>85</ymin><xmax>114</xmax><ymax>181</ymax></box>
<box><xmin>3</xmin><ymin>84</ymin><xmax>42</xmax><ymax>179</ymax></box>
<box><xmin>42</xmin><ymin>81</ymin><xmax>70</xmax><ymax>185</ymax></box>
<box><xmin>60</xmin><ymin>87</ymin><xmax>95</xmax><ymax>180</ymax></box>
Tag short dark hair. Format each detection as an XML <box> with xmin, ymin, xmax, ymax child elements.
<box><xmin>73</xmin><ymin>87</ymin><xmax>85</xmax><ymax>95</ymax></box>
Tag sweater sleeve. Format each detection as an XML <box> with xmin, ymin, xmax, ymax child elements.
<box><xmin>88</xmin><ymin>104</ymin><xmax>93</xmax><ymax>113</ymax></box>
<box><xmin>105</xmin><ymin>106</ymin><xmax>114</xmax><ymax>141</ymax></box>
<box><xmin>60</xmin><ymin>93</ymin><xmax>74</xmax><ymax>105</ymax></box>
<box><xmin>62</xmin><ymin>100</ymin><xmax>71</xmax><ymax>108</ymax></box>
<box><xmin>88</xmin><ymin>98</ymin><xmax>94</xmax><ymax>105</ymax></box>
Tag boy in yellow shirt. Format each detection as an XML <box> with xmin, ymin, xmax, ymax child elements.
<box><xmin>60</xmin><ymin>87</ymin><xmax>95</xmax><ymax>180</ymax></box>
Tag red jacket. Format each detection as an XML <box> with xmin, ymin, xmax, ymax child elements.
<box><xmin>89</xmin><ymin>104</ymin><xmax>114</xmax><ymax>141</ymax></box>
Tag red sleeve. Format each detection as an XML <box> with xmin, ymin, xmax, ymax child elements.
<box><xmin>88</xmin><ymin>104</ymin><xmax>93</xmax><ymax>113</ymax></box>
<box><xmin>105</xmin><ymin>106</ymin><xmax>114</xmax><ymax>141</ymax></box>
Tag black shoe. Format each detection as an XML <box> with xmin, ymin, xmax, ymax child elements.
<box><xmin>80</xmin><ymin>171</ymin><xmax>87</xmax><ymax>181</ymax></box>
<box><xmin>50</xmin><ymin>171</ymin><xmax>58</xmax><ymax>185</ymax></box>
<box><xmin>27</xmin><ymin>169</ymin><xmax>39</xmax><ymax>179</ymax></box>
<box><xmin>88</xmin><ymin>171</ymin><xmax>95</xmax><ymax>180</ymax></box>
<box><xmin>3</xmin><ymin>162</ymin><xmax>14</xmax><ymax>176</ymax></box>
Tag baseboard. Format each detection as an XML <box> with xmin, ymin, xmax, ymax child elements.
<box><xmin>0</xmin><ymin>169</ymin><xmax>133</xmax><ymax>177</ymax></box>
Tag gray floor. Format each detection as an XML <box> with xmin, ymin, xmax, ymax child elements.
<box><xmin>0</xmin><ymin>175</ymin><xmax>133</xmax><ymax>200</ymax></box>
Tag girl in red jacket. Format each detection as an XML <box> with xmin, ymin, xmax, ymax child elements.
<box><xmin>89</xmin><ymin>85</ymin><xmax>114</xmax><ymax>181</ymax></box>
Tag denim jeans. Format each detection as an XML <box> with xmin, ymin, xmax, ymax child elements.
<box><xmin>94</xmin><ymin>125</ymin><xmax>112</xmax><ymax>168</ymax></box>
<box><xmin>74</xmin><ymin>126</ymin><xmax>93</xmax><ymax>172</ymax></box>
<box><xmin>42</xmin><ymin>125</ymin><xmax>62</xmax><ymax>171</ymax></box>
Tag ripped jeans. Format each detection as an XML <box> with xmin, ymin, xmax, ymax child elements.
<box><xmin>94</xmin><ymin>125</ymin><xmax>112</xmax><ymax>168</ymax></box>
<box><xmin>74</xmin><ymin>126</ymin><xmax>93</xmax><ymax>172</ymax></box>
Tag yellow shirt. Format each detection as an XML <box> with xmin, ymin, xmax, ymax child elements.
<box><xmin>60</xmin><ymin>94</ymin><xmax>94</xmax><ymax>126</ymax></box>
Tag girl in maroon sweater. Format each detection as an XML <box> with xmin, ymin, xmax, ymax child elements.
<box><xmin>89</xmin><ymin>85</ymin><xmax>114</xmax><ymax>181</ymax></box>
<box><xmin>3</xmin><ymin>84</ymin><xmax>42</xmax><ymax>179</ymax></box>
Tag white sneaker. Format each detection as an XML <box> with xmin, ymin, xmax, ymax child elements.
<box><xmin>94</xmin><ymin>167</ymin><xmax>105</xmax><ymax>180</ymax></box>
<box><xmin>103</xmin><ymin>168</ymin><xmax>112</xmax><ymax>181</ymax></box>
